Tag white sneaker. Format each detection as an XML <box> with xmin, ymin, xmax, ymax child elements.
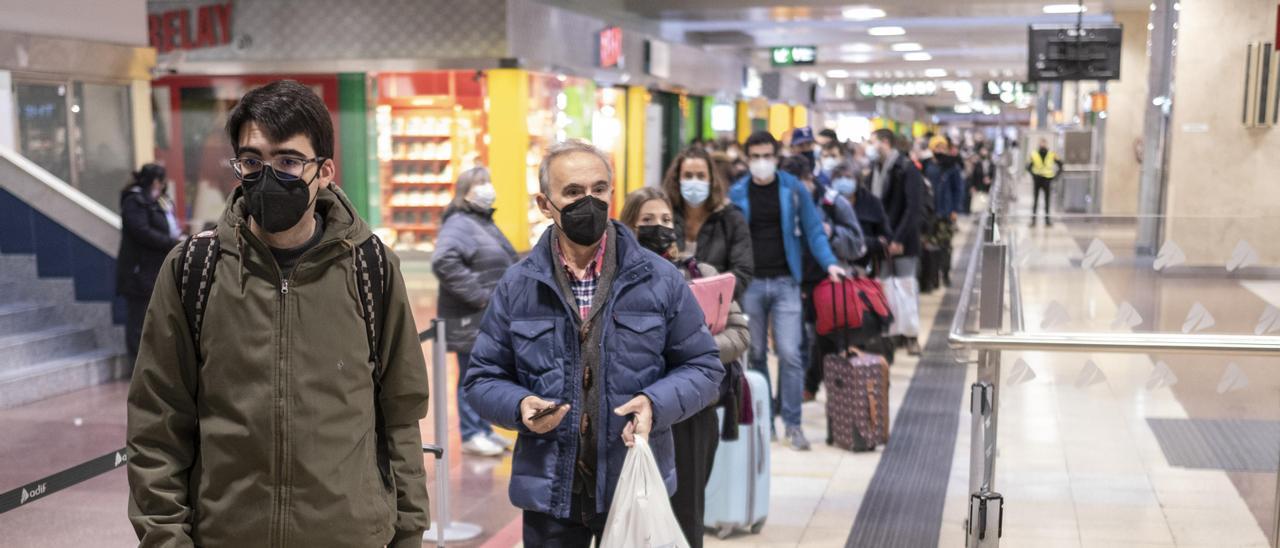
<box><xmin>461</xmin><ymin>435</ymin><xmax>504</xmax><ymax>457</ymax></box>
<box><xmin>486</xmin><ymin>432</ymin><xmax>515</xmax><ymax>451</ymax></box>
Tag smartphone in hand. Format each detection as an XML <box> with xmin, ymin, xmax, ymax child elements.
<box><xmin>529</xmin><ymin>401</ymin><xmax>568</xmax><ymax>422</ymax></box>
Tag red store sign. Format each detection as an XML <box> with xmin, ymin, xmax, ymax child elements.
<box><xmin>598</xmin><ymin>26</ymin><xmax>623</xmax><ymax>69</ymax></box>
<box><xmin>149</xmin><ymin>2</ymin><xmax>234</xmax><ymax>54</ymax></box>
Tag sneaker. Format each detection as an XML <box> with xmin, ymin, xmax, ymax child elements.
<box><xmin>461</xmin><ymin>435</ymin><xmax>504</xmax><ymax>457</ymax></box>
<box><xmin>785</xmin><ymin>426</ymin><xmax>812</xmax><ymax>451</ymax></box>
<box><xmin>486</xmin><ymin>432</ymin><xmax>515</xmax><ymax>451</ymax></box>
<box><xmin>906</xmin><ymin>337</ymin><xmax>922</xmax><ymax>356</ymax></box>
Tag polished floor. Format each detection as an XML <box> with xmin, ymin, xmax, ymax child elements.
<box><xmin>1</xmin><ymin>188</ymin><xmax>1276</xmax><ymax>546</ymax></box>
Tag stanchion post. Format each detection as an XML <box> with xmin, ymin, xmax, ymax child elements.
<box><xmin>423</xmin><ymin>319</ymin><xmax>483</xmax><ymax>545</ymax></box>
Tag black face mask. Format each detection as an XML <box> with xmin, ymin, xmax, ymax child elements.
<box><xmin>243</xmin><ymin>167</ymin><xmax>317</xmax><ymax>233</ymax></box>
<box><xmin>1039</xmin><ymin>147</ymin><xmax>1049</xmax><ymax>156</ymax></box>
<box><xmin>550</xmin><ymin>195</ymin><xmax>609</xmax><ymax>246</ymax></box>
<box><xmin>636</xmin><ymin>225</ymin><xmax>678</xmax><ymax>257</ymax></box>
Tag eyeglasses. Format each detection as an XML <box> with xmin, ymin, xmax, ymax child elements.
<box><xmin>229</xmin><ymin>156</ymin><xmax>324</xmax><ymax>182</ymax></box>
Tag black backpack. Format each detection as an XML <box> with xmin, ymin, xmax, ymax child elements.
<box><xmin>176</xmin><ymin>229</ymin><xmax>394</xmax><ymax>487</ymax></box>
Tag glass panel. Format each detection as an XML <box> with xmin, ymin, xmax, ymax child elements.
<box><xmin>72</xmin><ymin>82</ymin><xmax>134</xmax><ymax>214</ymax></box>
<box><xmin>14</xmin><ymin>82</ymin><xmax>71</xmax><ymax>183</ymax></box>
<box><xmin>972</xmin><ymin>208</ymin><xmax>1280</xmax><ymax>545</ymax></box>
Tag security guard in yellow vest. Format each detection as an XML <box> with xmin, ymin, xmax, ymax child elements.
<box><xmin>1026</xmin><ymin>138</ymin><xmax>1063</xmax><ymax>227</ymax></box>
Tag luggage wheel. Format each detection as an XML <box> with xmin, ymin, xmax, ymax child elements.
<box><xmin>750</xmin><ymin>519</ymin><xmax>766</xmax><ymax>534</ymax></box>
<box><xmin>717</xmin><ymin>525</ymin><xmax>733</xmax><ymax>539</ymax></box>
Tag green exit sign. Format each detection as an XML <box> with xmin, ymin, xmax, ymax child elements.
<box><xmin>771</xmin><ymin>46</ymin><xmax>817</xmax><ymax>66</ymax></box>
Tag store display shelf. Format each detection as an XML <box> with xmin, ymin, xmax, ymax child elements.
<box><xmin>392</xmin><ymin>133</ymin><xmax>451</xmax><ymax>138</ymax></box>
<box><xmin>390</xmin><ymin>180</ymin><xmax>453</xmax><ymax>185</ymax></box>
<box><xmin>391</xmin><ymin>157</ymin><xmax>452</xmax><ymax>162</ymax></box>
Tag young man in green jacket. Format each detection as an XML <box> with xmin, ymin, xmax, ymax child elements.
<box><xmin>126</xmin><ymin>80</ymin><xmax>430</xmax><ymax>547</ymax></box>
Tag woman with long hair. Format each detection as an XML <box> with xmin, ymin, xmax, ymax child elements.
<box><xmin>116</xmin><ymin>163</ymin><xmax>182</xmax><ymax>369</ymax></box>
<box><xmin>661</xmin><ymin>147</ymin><xmax>754</xmax><ymax>301</ymax></box>
<box><xmin>431</xmin><ymin>166</ymin><xmax>518</xmax><ymax>457</ymax></box>
<box><xmin>620</xmin><ymin>187</ymin><xmax>750</xmax><ymax>548</ymax></box>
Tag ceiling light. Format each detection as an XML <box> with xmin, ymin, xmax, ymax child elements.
<box><xmin>852</xmin><ymin>70</ymin><xmax>871</xmax><ymax>78</ymax></box>
<box><xmin>868</xmin><ymin>26</ymin><xmax>906</xmax><ymax>36</ymax></box>
<box><xmin>1043</xmin><ymin>4</ymin><xmax>1087</xmax><ymax>14</ymax></box>
<box><xmin>954</xmin><ymin>105</ymin><xmax>974</xmax><ymax>114</ymax></box>
<box><xmin>842</xmin><ymin>43</ymin><xmax>876</xmax><ymax>53</ymax></box>
<box><xmin>826</xmin><ymin>69</ymin><xmax>851</xmax><ymax>79</ymax></box>
<box><xmin>842</xmin><ymin>54</ymin><xmax>873</xmax><ymax>63</ymax></box>
<box><xmin>891</xmin><ymin>42</ymin><xmax>923</xmax><ymax>52</ymax></box>
<box><xmin>903</xmin><ymin>52</ymin><xmax>932</xmax><ymax>61</ymax></box>
<box><xmin>842</xmin><ymin>6</ymin><xmax>887</xmax><ymax>20</ymax></box>
<box><xmin>924</xmin><ymin>68</ymin><xmax>948</xmax><ymax>78</ymax></box>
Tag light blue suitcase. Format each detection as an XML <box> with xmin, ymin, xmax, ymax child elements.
<box><xmin>703</xmin><ymin>369</ymin><xmax>771</xmax><ymax>539</ymax></box>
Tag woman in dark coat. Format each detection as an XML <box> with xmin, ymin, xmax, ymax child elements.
<box><xmin>663</xmin><ymin>147</ymin><xmax>754</xmax><ymax>302</ymax></box>
<box><xmin>116</xmin><ymin>164</ymin><xmax>181</xmax><ymax>366</ymax></box>
<box><xmin>431</xmin><ymin>166</ymin><xmax>518</xmax><ymax>457</ymax></box>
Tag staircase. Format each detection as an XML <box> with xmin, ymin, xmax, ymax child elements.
<box><xmin>0</xmin><ymin>252</ymin><xmax>128</xmax><ymax>409</ymax></box>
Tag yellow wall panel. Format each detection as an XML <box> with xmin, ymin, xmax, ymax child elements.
<box><xmin>485</xmin><ymin>69</ymin><xmax>531</xmax><ymax>251</ymax></box>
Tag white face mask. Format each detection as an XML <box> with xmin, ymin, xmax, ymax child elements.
<box><xmin>468</xmin><ymin>183</ymin><xmax>496</xmax><ymax>209</ymax></box>
<box><xmin>749</xmin><ymin>159</ymin><xmax>777</xmax><ymax>182</ymax></box>
<box><xmin>680</xmin><ymin>178</ymin><xmax>710</xmax><ymax>206</ymax></box>
<box><xmin>865</xmin><ymin>145</ymin><xmax>880</xmax><ymax>162</ymax></box>
<box><xmin>820</xmin><ymin>157</ymin><xmax>840</xmax><ymax>173</ymax></box>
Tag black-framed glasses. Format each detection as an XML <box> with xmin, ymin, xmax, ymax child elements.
<box><xmin>229</xmin><ymin>156</ymin><xmax>324</xmax><ymax>182</ymax></box>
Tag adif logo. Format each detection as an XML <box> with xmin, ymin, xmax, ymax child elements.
<box><xmin>115</xmin><ymin>451</ymin><xmax>128</xmax><ymax>467</ymax></box>
<box><xmin>1226</xmin><ymin>240</ymin><xmax>1259</xmax><ymax>272</ymax></box>
<box><xmin>1146</xmin><ymin>361</ymin><xmax>1179</xmax><ymax>390</ymax></box>
<box><xmin>1007</xmin><ymin>358</ymin><xmax>1037</xmax><ymax>386</ymax></box>
<box><xmin>1081</xmin><ymin>238</ymin><xmax>1115</xmax><ymax>269</ymax></box>
<box><xmin>1181</xmin><ymin>302</ymin><xmax>1216</xmax><ymax>333</ymax></box>
<box><xmin>1255</xmin><ymin>305</ymin><xmax>1280</xmax><ymax>336</ymax></box>
<box><xmin>19</xmin><ymin>483</ymin><xmax>47</xmax><ymax>505</ymax></box>
<box><xmin>1217</xmin><ymin>363</ymin><xmax>1249</xmax><ymax>394</ymax></box>
<box><xmin>1040</xmin><ymin>301</ymin><xmax>1071</xmax><ymax>330</ymax></box>
<box><xmin>1153</xmin><ymin>240</ymin><xmax>1186</xmax><ymax>271</ymax></box>
<box><xmin>1075</xmin><ymin>360</ymin><xmax>1107</xmax><ymax>388</ymax></box>
<box><xmin>1111</xmin><ymin>302</ymin><xmax>1143</xmax><ymax>330</ymax></box>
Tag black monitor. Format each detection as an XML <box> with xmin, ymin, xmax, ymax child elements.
<box><xmin>1028</xmin><ymin>24</ymin><xmax>1123</xmax><ymax>81</ymax></box>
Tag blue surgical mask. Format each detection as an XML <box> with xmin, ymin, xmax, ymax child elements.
<box><xmin>680</xmin><ymin>178</ymin><xmax>710</xmax><ymax>206</ymax></box>
<box><xmin>833</xmin><ymin>177</ymin><xmax>856</xmax><ymax>196</ymax></box>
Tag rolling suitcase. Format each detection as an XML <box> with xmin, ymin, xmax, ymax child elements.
<box><xmin>704</xmin><ymin>369</ymin><xmax>771</xmax><ymax>539</ymax></box>
<box><xmin>918</xmin><ymin>242</ymin><xmax>941</xmax><ymax>294</ymax></box>
<box><xmin>821</xmin><ymin>280</ymin><xmax>891</xmax><ymax>452</ymax></box>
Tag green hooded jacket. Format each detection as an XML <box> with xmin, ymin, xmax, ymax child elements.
<box><xmin>127</xmin><ymin>183</ymin><xmax>430</xmax><ymax>547</ymax></box>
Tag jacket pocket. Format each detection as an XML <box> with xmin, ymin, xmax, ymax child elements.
<box><xmin>611</xmin><ymin>313</ymin><xmax>666</xmax><ymax>384</ymax></box>
<box><xmin>511</xmin><ymin>319</ymin><xmax>565</xmax><ymax>400</ymax></box>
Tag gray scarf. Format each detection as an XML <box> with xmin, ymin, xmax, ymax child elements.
<box><xmin>871</xmin><ymin>149</ymin><xmax>899</xmax><ymax>198</ymax></box>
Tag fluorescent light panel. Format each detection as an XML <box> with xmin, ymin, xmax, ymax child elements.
<box><xmin>891</xmin><ymin>42</ymin><xmax>923</xmax><ymax>52</ymax></box>
<box><xmin>1043</xmin><ymin>4</ymin><xmax>1087</xmax><ymax>14</ymax></box>
<box><xmin>826</xmin><ymin>69</ymin><xmax>851</xmax><ymax>78</ymax></box>
<box><xmin>904</xmin><ymin>52</ymin><xmax>932</xmax><ymax>61</ymax></box>
<box><xmin>842</xmin><ymin>42</ymin><xmax>876</xmax><ymax>52</ymax></box>
<box><xmin>868</xmin><ymin>26</ymin><xmax>905</xmax><ymax>36</ymax></box>
<box><xmin>843</xmin><ymin>6</ymin><xmax>886</xmax><ymax>20</ymax></box>
<box><xmin>924</xmin><ymin>68</ymin><xmax>948</xmax><ymax>78</ymax></box>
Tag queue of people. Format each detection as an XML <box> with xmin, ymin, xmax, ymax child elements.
<box><xmin>122</xmin><ymin>78</ymin><xmax>978</xmax><ymax>548</ymax></box>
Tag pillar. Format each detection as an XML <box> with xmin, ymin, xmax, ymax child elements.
<box><xmin>486</xmin><ymin>69</ymin><xmax>531</xmax><ymax>251</ymax></box>
<box><xmin>625</xmin><ymin>86</ymin><xmax>648</xmax><ymax>196</ymax></box>
<box><xmin>1135</xmin><ymin>0</ymin><xmax>1178</xmax><ymax>255</ymax></box>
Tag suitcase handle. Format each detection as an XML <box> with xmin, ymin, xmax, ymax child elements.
<box><xmin>827</xmin><ymin>275</ymin><xmax>860</xmax><ymax>358</ymax></box>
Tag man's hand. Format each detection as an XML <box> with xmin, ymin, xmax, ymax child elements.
<box><xmin>614</xmin><ymin>395</ymin><xmax>653</xmax><ymax>447</ymax></box>
<box><xmin>889</xmin><ymin>242</ymin><xmax>904</xmax><ymax>256</ymax></box>
<box><xmin>520</xmin><ymin>396</ymin><xmax>570</xmax><ymax>434</ymax></box>
<box><xmin>827</xmin><ymin>264</ymin><xmax>847</xmax><ymax>282</ymax></box>
<box><xmin>823</xmin><ymin>222</ymin><xmax>832</xmax><ymax>237</ymax></box>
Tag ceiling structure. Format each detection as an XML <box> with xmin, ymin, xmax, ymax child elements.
<box><xmin>606</xmin><ymin>0</ymin><xmax>1153</xmax><ymax>111</ymax></box>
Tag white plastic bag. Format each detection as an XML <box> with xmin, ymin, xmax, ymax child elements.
<box><xmin>599</xmin><ymin>436</ymin><xmax>690</xmax><ymax>548</ymax></box>
<box><xmin>884</xmin><ymin>276</ymin><xmax>920</xmax><ymax>337</ymax></box>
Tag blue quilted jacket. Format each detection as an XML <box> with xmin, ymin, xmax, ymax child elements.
<box><xmin>462</xmin><ymin>221</ymin><xmax>724</xmax><ymax>519</ymax></box>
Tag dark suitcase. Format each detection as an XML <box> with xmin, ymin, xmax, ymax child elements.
<box><xmin>820</xmin><ymin>281</ymin><xmax>891</xmax><ymax>452</ymax></box>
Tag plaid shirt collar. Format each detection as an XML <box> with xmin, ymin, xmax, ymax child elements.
<box><xmin>555</xmin><ymin>235</ymin><xmax>607</xmax><ymax>319</ymax></box>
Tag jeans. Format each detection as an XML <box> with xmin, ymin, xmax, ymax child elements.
<box><xmin>456</xmin><ymin>352</ymin><xmax>493</xmax><ymax>441</ymax></box>
<box><xmin>742</xmin><ymin>276</ymin><xmax>805</xmax><ymax>428</ymax></box>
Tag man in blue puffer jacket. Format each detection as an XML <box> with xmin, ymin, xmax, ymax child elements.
<box><xmin>730</xmin><ymin>131</ymin><xmax>847</xmax><ymax>451</ymax></box>
<box><xmin>463</xmin><ymin>140</ymin><xmax>724</xmax><ymax>546</ymax></box>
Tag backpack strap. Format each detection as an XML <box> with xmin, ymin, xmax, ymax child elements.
<box><xmin>353</xmin><ymin>234</ymin><xmax>392</xmax><ymax>489</ymax></box>
<box><xmin>179</xmin><ymin>229</ymin><xmax>220</xmax><ymax>364</ymax></box>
